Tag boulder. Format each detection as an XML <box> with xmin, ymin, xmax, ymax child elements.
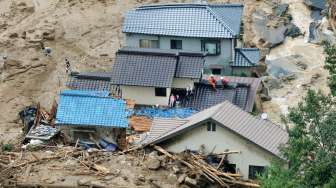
<box><xmin>178</xmin><ymin>174</ymin><xmax>187</xmax><ymax>184</ymax></box>
<box><xmin>274</xmin><ymin>4</ymin><xmax>289</xmax><ymax>17</ymax></box>
<box><xmin>167</xmin><ymin>173</ymin><xmax>178</xmax><ymax>185</ymax></box>
<box><xmin>184</xmin><ymin>177</ymin><xmax>197</xmax><ymax>186</ymax></box>
<box><xmin>304</xmin><ymin>0</ymin><xmax>326</xmax><ymax>10</ymax></box>
<box><xmin>252</xmin><ymin>10</ymin><xmax>288</xmax><ymax>47</ymax></box>
<box><xmin>308</xmin><ymin>18</ymin><xmax>336</xmax><ymax>44</ymax></box>
<box><xmin>146</xmin><ymin>158</ymin><xmax>161</xmax><ymax>170</ymax></box>
<box><xmin>285</xmin><ymin>24</ymin><xmax>302</xmax><ymax>38</ymax></box>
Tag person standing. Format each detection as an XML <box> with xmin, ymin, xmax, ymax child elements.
<box><xmin>169</xmin><ymin>94</ymin><xmax>176</xmax><ymax>108</ymax></box>
<box><xmin>65</xmin><ymin>58</ymin><xmax>71</xmax><ymax>74</ymax></box>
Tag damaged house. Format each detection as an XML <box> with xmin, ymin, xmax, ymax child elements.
<box><xmin>110</xmin><ymin>47</ymin><xmax>205</xmax><ymax>106</ymax></box>
<box><xmin>122</xmin><ymin>3</ymin><xmax>260</xmax><ymax>76</ymax></box>
<box><xmin>55</xmin><ymin>90</ymin><xmax>129</xmax><ymax>149</ymax></box>
<box><xmin>143</xmin><ymin>101</ymin><xmax>288</xmax><ymax>179</ymax></box>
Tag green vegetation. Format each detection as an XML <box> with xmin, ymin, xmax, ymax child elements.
<box><xmin>1</xmin><ymin>143</ymin><xmax>13</xmax><ymax>152</ymax></box>
<box><xmin>260</xmin><ymin>90</ymin><xmax>336</xmax><ymax>187</ymax></box>
<box><xmin>323</xmin><ymin>41</ymin><xmax>336</xmax><ymax>95</ymax></box>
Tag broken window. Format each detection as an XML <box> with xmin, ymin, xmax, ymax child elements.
<box><xmin>248</xmin><ymin>165</ymin><xmax>265</xmax><ymax>179</ymax></box>
<box><xmin>207</xmin><ymin>122</ymin><xmax>216</xmax><ymax>132</ymax></box>
<box><xmin>201</xmin><ymin>40</ymin><xmax>221</xmax><ymax>55</ymax></box>
<box><xmin>139</xmin><ymin>39</ymin><xmax>159</xmax><ymax>48</ymax></box>
<box><xmin>155</xmin><ymin>88</ymin><xmax>167</xmax><ymax>97</ymax></box>
<box><xmin>170</xmin><ymin>40</ymin><xmax>182</xmax><ymax>49</ymax></box>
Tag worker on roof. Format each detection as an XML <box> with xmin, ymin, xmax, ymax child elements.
<box><xmin>208</xmin><ymin>75</ymin><xmax>217</xmax><ymax>90</ymax></box>
<box><xmin>220</xmin><ymin>76</ymin><xmax>229</xmax><ymax>88</ymax></box>
<box><xmin>65</xmin><ymin>58</ymin><xmax>71</xmax><ymax>74</ymax></box>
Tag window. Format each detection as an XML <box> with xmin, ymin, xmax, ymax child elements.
<box><xmin>201</xmin><ymin>40</ymin><xmax>221</xmax><ymax>55</ymax></box>
<box><xmin>139</xmin><ymin>39</ymin><xmax>159</xmax><ymax>48</ymax></box>
<box><xmin>155</xmin><ymin>88</ymin><xmax>167</xmax><ymax>97</ymax></box>
<box><xmin>170</xmin><ymin>40</ymin><xmax>182</xmax><ymax>49</ymax></box>
<box><xmin>207</xmin><ymin>122</ymin><xmax>216</xmax><ymax>132</ymax></box>
<box><xmin>211</xmin><ymin>68</ymin><xmax>222</xmax><ymax>75</ymax></box>
<box><xmin>248</xmin><ymin>165</ymin><xmax>265</xmax><ymax>179</ymax></box>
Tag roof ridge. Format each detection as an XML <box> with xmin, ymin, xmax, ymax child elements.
<box><xmin>206</xmin><ymin>7</ymin><xmax>235</xmax><ymax>36</ymax></box>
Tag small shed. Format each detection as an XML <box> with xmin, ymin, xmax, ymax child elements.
<box><xmin>56</xmin><ymin>90</ymin><xmax>129</xmax><ymax>149</ymax></box>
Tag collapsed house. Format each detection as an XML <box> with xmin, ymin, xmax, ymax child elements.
<box><xmin>122</xmin><ymin>3</ymin><xmax>260</xmax><ymax>76</ymax></box>
<box><xmin>55</xmin><ymin>90</ymin><xmax>129</xmax><ymax>150</ymax></box>
<box><xmin>142</xmin><ymin>101</ymin><xmax>288</xmax><ymax>179</ymax></box>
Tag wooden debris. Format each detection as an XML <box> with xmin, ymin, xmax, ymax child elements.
<box><xmin>153</xmin><ymin>145</ymin><xmax>260</xmax><ymax>188</ymax></box>
<box><xmin>129</xmin><ymin>116</ymin><xmax>152</xmax><ymax>132</ymax></box>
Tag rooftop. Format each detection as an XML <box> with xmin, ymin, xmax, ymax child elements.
<box><xmin>144</xmin><ymin>101</ymin><xmax>288</xmax><ymax>159</ymax></box>
<box><xmin>110</xmin><ymin>47</ymin><xmax>205</xmax><ymax>87</ymax></box>
<box><xmin>56</xmin><ymin>90</ymin><xmax>129</xmax><ymax>128</ymax></box>
<box><xmin>123</xmin><ymin>3</ymin><xmax>243</xmax><ymax>38</ymax></box>
<box><xmin>232</xmin><ymin>48</ymin><xmax>260</xmax><ymax>67</ymax></box>
<box><xmin>183</xmin><ymin>75</ymin><xmax>261</xmax><ymax>112</ymax></box>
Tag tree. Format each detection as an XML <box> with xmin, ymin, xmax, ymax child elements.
<box><xmin>323</xmin><ymin>42</ymin><xmax>336</xmax><ymax>95</ymax></box>
<box><xmin>260</xmin><ymin>90</ymin><xmax>336</xmax><ymax>187</ymax></box>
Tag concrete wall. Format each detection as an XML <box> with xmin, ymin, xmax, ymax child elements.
<box><xmin>121</xmin><ymin>85</ymin><xmax>170</xmax><ymax>106</ymax></box>
<box><xmin>162</xmin><ymin>121</ymin><xmax>277</xmax><ymax>179</ymax></box>
<box><xmin>125</xmin><ymin>34</ymin><xmax>233</xmax><ymax>72</ymax></box>
<box><xmin>231</xmin><ymin>67</ymin><xmax>254</xmax><ymax>77</ymax></box>
<box><xmin>172</xmin><ymin>78</ymin><xmax>198</xmax><ymax>89</ymax></box>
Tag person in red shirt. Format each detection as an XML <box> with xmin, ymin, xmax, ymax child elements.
<box><xmin>208</xmin><ymin>75</ymin><xmax>217</xmax><ymax>90</ymax></box>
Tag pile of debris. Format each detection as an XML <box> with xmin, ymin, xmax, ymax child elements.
<box><xmin>153</xmin><ymin>146</ymin><xmax>260</xmax><ymax>188</ymax></box>
<box><xmin>19</xmin><ymin>102</ymin><xmax>59</xmax><ymax>145</ymax></box>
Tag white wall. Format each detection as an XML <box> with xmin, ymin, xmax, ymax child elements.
<box><xmin>121</xmin><ymin>85</ymin><xmax>170</xmax><ymax>106</ymax></box>
<box><xmin>125</xmin><ymin>34</ymin><xmax>233</xmax><ymax>68</ymax></box>
<box><xmin>171</xmin><ymin>78</ymin><xmax>198</xmax><ymax>89</ymax></box>
<box><xmin>162</xmin><ymin>122</ymin><xmax>277</xmax><ymax>179</ymax></box>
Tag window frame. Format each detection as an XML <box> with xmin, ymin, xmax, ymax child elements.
<box><xmin>170</xmin><ymin>39</ymin><xmax>182</xmax><ymax>50</ymax></box>
<box><xmin>248</xmin><ymin>165</ymin><xmax>265</xmax><ymax>180</ymax></box>
<box><xmin>206</xmin><ymin>121</ymin><xmax>216</xmax><ymax>132</ymax></box>
<box><xmin>201</xmin><ymin>40</ymin><xmax>221</xmax><ymax>56</ymax></box>
<box><xmin>154</xmin><ymin>87</ymin><xmax>167</xmax><ymax>97</ymax></box>
<box><xmin>211</xmin><ymin>68</ymin><xmax>222</xmax><ymax>75</ymax></box>
<box><xmin>139</xmin><ymin>39</ymin><xmax>159</xmax><ymax>48</ymax></box>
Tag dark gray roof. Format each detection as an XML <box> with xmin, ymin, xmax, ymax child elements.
<box><xmin>111</xmin><ymin>51</ymin><xmax>176</xmax><ymax>88</ymax></box>
<box><xmin>111</xmin><ymin>48</ymin><xmax>204</xmax><ymax>87</ymax></box>
<box><xmin>145</xmin><ymin>101</ymin><xmax>288</xmax><ymax>159</ymax></box>
<box><xmin>175</xmin><ymin>55</ymin><xmax>204</xmax><ymax>78</ymax></box>
<box><xmin>183</xmin><ymin>75</ymin><xmax>261</xmax><ymax>112</ymax></box>
<box><xmin>123</xmin><ymin>3</ymin><xmax>243</xmax><ymax>38</ymax></box>
<box><xmin>71</xmin><ymin>72</ymin><xmax>112</xmax><ymax>81</ymax></box>
<box><xmin>232</xmin><ymin>48</ymin><xmax>260</xmax><ymax>67</ymax></box>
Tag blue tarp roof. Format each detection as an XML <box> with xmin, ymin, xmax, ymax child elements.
<box><xmin>56</xmin><ymin>90</ymin><xmax>128</xmax><ymax>128</ymax></box>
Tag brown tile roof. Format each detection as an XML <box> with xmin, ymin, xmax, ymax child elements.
<box><xmin>144</xmin><ymin>101</ymin><xmax>288</xmax><ymax>159</ymax></box>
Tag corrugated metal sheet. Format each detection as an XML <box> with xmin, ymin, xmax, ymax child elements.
<box><xmin>232</xmin><ymin>48</ymin><xmax>260</xmax><ymax>67</ymax></box>
<box><xmin>123</xmin><ymin>3</ymin><xmax>243</xmax><ymax>38</ymax></box>
<box><xmin>145</xmin><ymin>101</ymin><xmax>288</xmax><ymax>158</ymax></box>
<box><xmin>56</xmin><ymin>90</ymin><xmax>128</xmax><ymax>128</ymax></box>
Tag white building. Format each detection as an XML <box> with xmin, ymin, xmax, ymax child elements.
<box><xmin>143</xmin><ymin>101</ymin><xmax>288</xmax><ymax>179</ymax></box>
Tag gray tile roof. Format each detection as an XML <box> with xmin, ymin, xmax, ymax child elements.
<box><xmin>111</xmin><ymin>48</ymin><xmax>204</xmax><ymax>87</ymax></box>
<box><xmin>67</xmin><ymin>73</ymin><xmax>111</xmax><ymax>91</ymax></box>
<box><xmin>184</xmin><ymin>75</ymin><xmax>261</xmax><ymax>112</ymax></box>
<box><xmin>232</xmin><ymin>48</ymin><xmax>260</xmax><ymax>67</ymax></box>
<box><xmin>175</xmin><ymin>55</ymin><xmax>204</xmax><ymax>78</ymax></box>
<box><xmin>123</xmin><ymin>3</ymin><xmax>243</xmax><ymax>38</ymax></box>
<box><xmin>145</xmin><ymin>101</ymin><xmax>288</xmax><ymax>159</ymax></box>
<box><xmin>111</xmin><ymin>51</ymin><xmax>176</xmax><ymax>88</ymax></box>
